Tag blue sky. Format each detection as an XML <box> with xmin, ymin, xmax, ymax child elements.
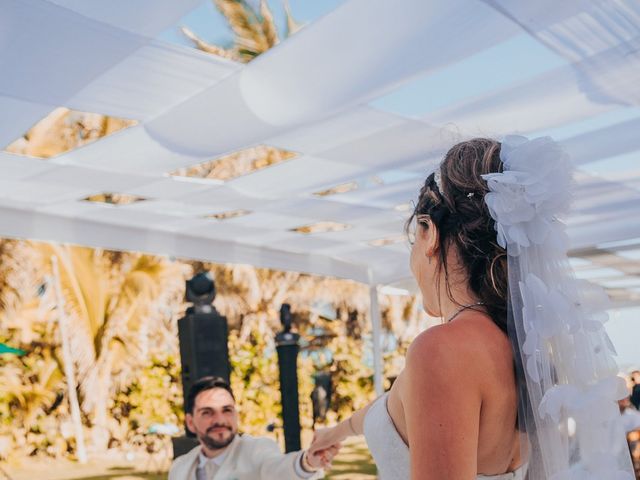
<box><xmin>160</xmin><ymin>1</ymin><xmax>640</xmax><ymax>370</ymax></box>
<box><xmin>160</xmin><ymin>0</ymin><xmax>346</xmax><ymax>47</ymax></box>
<box><xmin>606</xmin><ymin>307</ymin><xmax>640</xmax><ymax>371</ymax></box>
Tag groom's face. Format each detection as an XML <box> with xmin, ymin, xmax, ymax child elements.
<box><xmin>187</xmin><ymin>388</ymin><xmax>239</xmax><ymax>451</ymax></box>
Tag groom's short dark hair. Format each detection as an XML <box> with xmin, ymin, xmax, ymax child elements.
<box><xmin>186</xmin><ymin>376</ymin><xmax>235</xmax><ymax>414</ymax></box>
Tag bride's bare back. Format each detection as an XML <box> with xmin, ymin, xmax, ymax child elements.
<box><xmin>386</xmin><ymin>310</ymin><xmax>525</xmax><ymax>477</ymax></box>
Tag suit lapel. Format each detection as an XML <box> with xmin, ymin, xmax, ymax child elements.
<box><xmin>214</xmin><ymin>435</ymin><xmax>241</xmax><ymax>479</ymax></box>
<box><xmin>183</xmin><ymin>445</ymin><xmax>202</xmax><ymax>480</ymax></box>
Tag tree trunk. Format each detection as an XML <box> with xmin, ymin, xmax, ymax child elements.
<box><xmin>51</xmin><ymin>256</ymin><xmax>88</xmax><ymax>463</ymax></box>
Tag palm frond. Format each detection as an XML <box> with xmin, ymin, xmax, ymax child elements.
<box><xmin>283</xmin><ymin>0</ymin><xmax>303</xmax><ymax>37</ymax></box>
<box><xmin>180</xmin><ymin>26</ymin><xmax>236</xmax><ymax>60</ymax></box>
<box><xmin>214</xmin><ymin>0</ymin><xmax>269</xmax><ymax>61</ymax></box>
<box><xmin>259</xmin><ymin>0</ymin><xmax>279</xmax><ymax>47</ymax></box>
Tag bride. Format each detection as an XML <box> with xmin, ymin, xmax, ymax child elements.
<box><xmin>309</xmin><ymin>137</ymin><xmax>634</xmax><ymax>479</ymax></box>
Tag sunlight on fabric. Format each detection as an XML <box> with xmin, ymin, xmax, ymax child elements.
<box><xmin>370</xmin><ymin>33</ymin><xmax>566</xmax><ymax>117</ymax></box>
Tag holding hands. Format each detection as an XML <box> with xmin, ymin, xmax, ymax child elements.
<box><xmin>304</xmin><ymin>437</ymin><xmax>341</xmax><ymax>471</ymax></box>
<box><xmin>306</xmin><ymin>419</ymin><xmax>356</xmax><ymax>471</ymax></box>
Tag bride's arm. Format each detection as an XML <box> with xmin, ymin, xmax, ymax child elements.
<box><xmin>404</xmin><ymin>325</ymin><xmax>481</xmax><ymax>480</ymax></box>
<box><xmin>308</xmin><ymin>399</ymin><xmax>375</xmax><ymax>453</ymax></box>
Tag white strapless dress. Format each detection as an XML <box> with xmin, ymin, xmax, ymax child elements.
<box><xmin>363</xmin><ymin>393</ymin><xmax>527</xmax><ymax>480</ymax></box>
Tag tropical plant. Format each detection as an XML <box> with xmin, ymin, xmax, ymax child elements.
<box><xmin>181</xmin><ymin>0</ymin><xmax>301</xmax><ymax>63</ymax></box>
<box><xmin>37</xmin><ymin>245</ymin><xmax>187</xmax><ymax>450</ymax></box>
<box><xmin>111</xmin><ymin>353</ymin><xmax>184</xmax><ymax>447</ymax></box>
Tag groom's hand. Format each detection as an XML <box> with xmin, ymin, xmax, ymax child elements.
<box><xmin>309</xmin><ymin>426</ymin><xmax>343</xmax><ymax>456</ymax></box>
<box><xmin>306</xmin><ymin>443</ymin><xmax>341</xmax><ymax>470</ymax></box>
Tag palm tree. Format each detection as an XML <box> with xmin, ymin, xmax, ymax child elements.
<box><xmin>40</xmin><ymin>244</ymin><xmax>185</xmax><ymax>450</ymax></box>
<box><xmin>181</xmin><ymin>0</ymin><xmax>301</xmax><ymax>63</ymax></box>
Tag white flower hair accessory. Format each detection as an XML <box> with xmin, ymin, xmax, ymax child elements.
<box><xmin>482</xmin><ymin>136</ymin><xmax>572</xmax><ymax>255</ymax></box>
<box><xmin>433</xmin><ymin>168</ymin><xmax>443</xmax><ymax>194</ymax></box>
<box><xmin>482</xmin><ymin>135</ymin><xmax>634</xmax><ymax>479</ymax></box>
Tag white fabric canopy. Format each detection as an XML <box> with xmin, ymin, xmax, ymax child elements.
<box><xmin>0</xmin><ymin>0</ymin><xmax>639</xmax><ymax>309</ymax></box>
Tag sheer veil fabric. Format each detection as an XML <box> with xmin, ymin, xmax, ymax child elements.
<box><xmin>484</xmin><ymin>136</ymin><xmax>634</xmax><ymax>479</ymax></box>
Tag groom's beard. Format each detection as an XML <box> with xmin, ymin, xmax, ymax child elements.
<box><xmin>198</xmin><ymin>423</ymin><xmax>236</xmax><ymax>450</ymax></box>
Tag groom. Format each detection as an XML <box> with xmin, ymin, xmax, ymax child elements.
<box><xmin>169</xmin><ymin>376</ymin><xmax>335</xmax><ymax>480</ymax></box>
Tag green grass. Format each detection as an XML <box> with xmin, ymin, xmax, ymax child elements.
<box><xmin>326</xmin><ymin>439</ymin><xmax>377</xmax><ymax>479</ymax></box>
<box><xmin>7</xmin><ymin>439</ymin><xmax>376</xmax><ymax>480</ymax></box>
<box><xmin>61</xmin><ymin>474</ymin><xmax>164</xmax><ymax>480</ymax></box>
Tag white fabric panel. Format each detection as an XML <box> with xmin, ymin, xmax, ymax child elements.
<box><xmin>263</xmin><ymin>197</ymin><xmax>386</xmax><ymax>224</ymax></box>
<box><xmin>334</xmin><ymin>178</ymin><xmax>425</xmax><ymax>210</ymax></box>
<box><xmin>1</xmin><ymin>0</ymin><xmax>147</xmax><ymax>106</ymax></box>
<box><xmin>59</xmin><ymin>126</ymin><xmax>208</xmax><ymax>174</ymax></box>
<box><xmin>0</xmin><ymin>97</ymin><xmax>53</xmax><ymax>149</ymax></box>
<box><xmin>68</xmin><ymin>41</ymin><xmax>240</xmax><ymax>120</ymax></box>
<box><xmin>0</xmin><ymin>152</ymin><xmax>54</xmax><ymax>180</ymax></box>
<box><xmin>423</xmin><ymin>65</ymin><xmax>613</xmax><ymax>135</ymax></box>
<box><xmin>44</xmin><ymin>0</ymin><xmax>203</xmax><ymax>36</ymax></box>
<box><xmin>482</xmin><ymin>1</ymin><xmax>637</xmax><ymax>55</ymax></box>
<box><xmin>121</xmin><ymin>177</ymin><xmax>217</xmax><ymax>201</ymax></box>
<box><xmin>239</xmin><ymin>0</ymin><xmax>518</xmax><ymax>127</ymax></box>
<box><xmin>145</xmin><ymin>0</ymin><xmax>520</xmax><ymax>155</ymax></box>
<box><xmin>0</xmin><ymin>202</ymin><xmax>370</xmax><ymax>282</ymax></box>
<box><xmin>229</xmin><ymin>156</ymin><xmax>369</xmax><ymax>199</ymax></box>
<box><xmin>25</xmin><ymin>163</ymin><xmax>153</xmax><ymax>193</ymax></box>
<box><xmin>562</xmin><ymin>116</ymin><xmax>640</xmax><ymax>166</ymax></box>
<box><xmin>576</xmin><ymin>40</ymin><xmax>640</xmax><ymax>106</ymax></box>
<box><xmin>117</xmin><ymin>199</ymin><xmax>220</xmax><ymax>218</ymax></box>
<box><xmin>35</xmin><ymin>199</ymin><xmax>110</xmax><ymax>217</ymax></box>
<box><xmin>312</xmin><ymin>226</ymin><xmax>400</xmax><ymax>247</ymax></box>
<box><xmin>569</xmin><ymin>172</ymin><xmax>640</xmax><ymax>219</ymax></box>
<box><xmin>145</xmin><ymin>74</ymin><xmax>282</xmax><ymax>157</ymax></box>
<box><xmin>0</xmin><ymin>179</ymin><xmax>93</xmax><ymax>205</ymax></box>
<box><xmin>220</xmin><ymin>212</ymin><xmax>319</xmax><ymax>231</ymax></box>
<box><xmin>177</xmin><ymin>184</ymin><xmax>268</xmax><ymax>212</ymax></box>
<box><xmin>266</xmin><ymin>234</ymin><xmax>349</xmax><ymax>254</ymax></box>
<box><xmin>70</xmin><ymin>205</ymin><xmax>178</xmax><ymax>228</ymax></box>
<box><xmin>484</xmin><ymin>0</ymin><xmax>640</xmax><ymax>105</ymax></box>
<box><xmin>569</xmin><ymin>213</ymin><xmax>640</xmax><ymax>250</ymax></box>
<box><xmin>266</xmin><ymin>107</ymin><xmax>405</xmax><ymax>154</ymax></box>
<box><xmin>318</xmin><ymin>119</ymin><xmax>456</xmax><ymax>169</ymax></box>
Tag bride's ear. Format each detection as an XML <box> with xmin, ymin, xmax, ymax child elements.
<box><xmin>419</xmin><ymin>217</ymin><xmax>439</xmax><ymax>257</ymax></box>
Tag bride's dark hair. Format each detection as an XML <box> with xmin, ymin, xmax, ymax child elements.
<box><xmin>407</xmin><ymin>138</ymin><xmax>508</xmax><ymax>332</ymax></box>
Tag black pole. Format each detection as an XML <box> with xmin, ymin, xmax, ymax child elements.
<box><xmin>275</xmin><ymin>304</ymin><xmax>301</xmax><ymax>452</ymax></box>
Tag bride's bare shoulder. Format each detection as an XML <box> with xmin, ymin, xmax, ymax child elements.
<box><xmin>405</xmin><ymin>312</ymin><xmax>508</xmax><ymax>375</ymax></box>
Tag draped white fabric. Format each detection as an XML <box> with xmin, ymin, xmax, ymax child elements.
<box><xmin>0</xmin><ymin>0</ymin><xmax>638</xmax><ymax>302</ymax></box>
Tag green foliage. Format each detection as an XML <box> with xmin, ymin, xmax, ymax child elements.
<box><xmin>0</xmin><ymin>344</ymin><xmax>67</xmax><ymax>458</ymax></box>
<box><xmin>0</xmin><ymin>239</ymin><xmax>416</xmax><ymax>460</ymax></box>
<box><xmin>227</xmin><ymin>320</ymin><xmax>316</xmax><ymax>439</ymax></box>
<box><xmin>326</xmin><ymin>336</ymin><xmax>375</xmax><ymax>422</ymax></box>
<box><xmin>112</xmin><ymin>354</ymin><xmax>184</xmax><ymax>442</ymax></box>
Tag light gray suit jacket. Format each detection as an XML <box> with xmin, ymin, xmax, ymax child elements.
<box><xmin>168</xmin><ymin>434</ymin><xmax>323</xmax><ymax>480</ymax></box>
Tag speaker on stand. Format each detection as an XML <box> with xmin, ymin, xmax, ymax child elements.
<box><xmin>172</xmin><ymin>272</ymin><xmax>231</xmax><ymax>458</ymax></box>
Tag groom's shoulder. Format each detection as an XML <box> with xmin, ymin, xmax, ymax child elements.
<box><xmin>236</xmin><ymin>433</ymin><xmax>281</xmax><ymax>453</ymax></box>
<box><xmin>169</xmin><ymin>445</ymin><xmax>200</xmax><ymax>475</ymax></box>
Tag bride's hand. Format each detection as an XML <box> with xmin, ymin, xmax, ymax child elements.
<box><xmin>309</xmin><ymin>425</ymin><xmax>346</xmax><ymax>456</ymax></box>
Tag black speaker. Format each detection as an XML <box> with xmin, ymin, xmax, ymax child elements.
<box><xmin>178</xmin><ymin>311</ymin><xmax>231</xmax><ymax>411</ymax></box>
<box><xmin>171</xmin><ymin>435</ymin><xmax>200</xmax><ymax>459</ymax></box>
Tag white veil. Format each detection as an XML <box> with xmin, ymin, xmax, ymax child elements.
<box><xmin>483</xmin><ymin>136</ymin><xmax>634</xmax><ymax>479</ymax></box>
